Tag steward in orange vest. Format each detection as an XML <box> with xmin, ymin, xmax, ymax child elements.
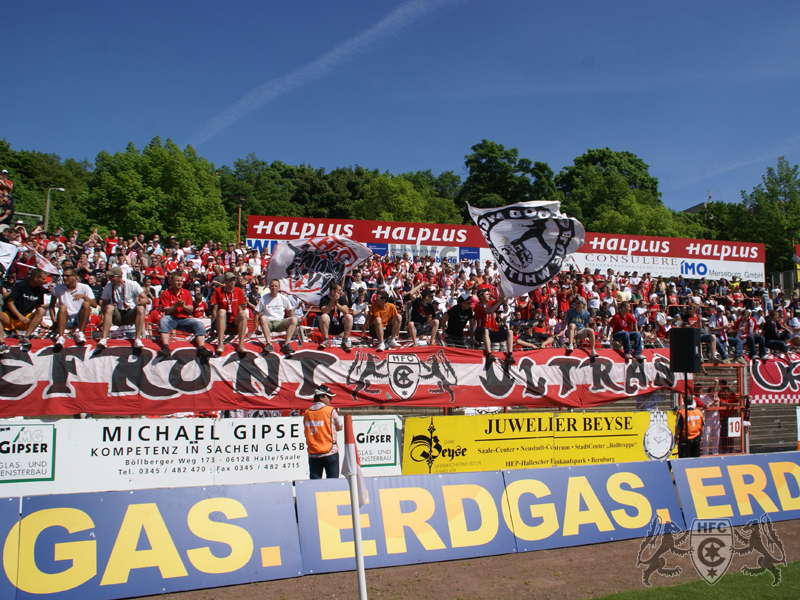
<box><xmin>675</xmin><ymin>399</ymin><xmax>704</xmax><ymax>458</ymax></box>
<box><xmin>303</xmin><ymin>384</ymin><xmax>343</xmax><ymax>479</ymax></box>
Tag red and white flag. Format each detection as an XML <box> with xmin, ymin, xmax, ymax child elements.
<box><xmin>266</xmin><ymin>236</ymin><xmax>371</xmax><ymax>304</ymax></box>
<box><xmin>341</xmin><ymin>414</ymin><xmax>368</xmax><ymax>507</ymax></box>
<box><xmin>17</xmin><ymin>250</ymin><xmax>60</xmax><ymax>276</ymax></box>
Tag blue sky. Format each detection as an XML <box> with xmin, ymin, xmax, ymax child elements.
<box><xmin>4</xmin><ymin>1</ymin><xmax>799</xmax><ymax>211</ymax></box>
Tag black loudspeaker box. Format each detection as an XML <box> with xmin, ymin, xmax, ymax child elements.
<box><xmin>669</xmin><ymin>327</ymin><xmax>702</xmax><ymax>373</ymax></box>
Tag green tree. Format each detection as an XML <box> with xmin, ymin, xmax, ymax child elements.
<box><xmin>556</xmin><ymin>148</ymin><xmax>662</xmax><ymax>225</ymax></box>
<box><xmin>0</xmin><ymin>139</ymin><xmax>92</xmax><ymax>233</ymax></box>
<box><xmin>88</xmin><ymin>137</ymin><xmax>231</xmax><ymax>242</ymax></box>
<box><xmin>456</xmin><ymin>140</ymin><xmax>558</xmax><ymax>221</ymax></box>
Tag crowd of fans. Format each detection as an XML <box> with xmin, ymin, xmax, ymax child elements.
<box><xmin>0</xmin><ymin>214</ymin><xmax>796</xmax><ymax>367</ymax></box>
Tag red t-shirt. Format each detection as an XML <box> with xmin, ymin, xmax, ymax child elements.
<box><xmin>193</xmin><ymin>300</ymin><xmax>208</xmax><ymax>318</ymax></box>
<box><xmin>556</xmin><ymin>292</ymin><xmax>571</xmax><ymax>313</ymax></box>
<box><xmin>160</xmin><ymin>287</ymin><xmax>193</xmax><ymax>319</ymax></box>
<box><xmin>105</xmin><ymin>236</ymin><xmax>118</xmax><ymax>256</ymax></box>
<box><xmin>211</xmin><ymin>286</ymin><xmax>246</xmax><ymax>322</ymax></box>
<box><xmin>145</xmin><ymin>265</ymin><xmax>165</xmax><ymax>286</ymax></box>
<box><xmin>609</xmin><ymin>313</ymin><xmax>637</xmax><ymax>333</ymax></box>
<box><xmin>473</xmin><ymin>303</ymin><xmax>499</xmax><ymax>330</ymax></box>
<box><xmin>164</xmin><ymin>259</ymin><xmax>179</xmax><ymax>273</ymax></box>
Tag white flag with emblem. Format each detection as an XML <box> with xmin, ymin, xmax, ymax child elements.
<box><xmin>468</xmin><ymin>200</ymin><xmax>585</xmax><ymax>297</ymax></box>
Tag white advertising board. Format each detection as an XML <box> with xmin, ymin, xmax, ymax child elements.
<box><xmin>0</xmin><ymin>415</ymin><xmax>402</xmax><ymax>496</ymax></box>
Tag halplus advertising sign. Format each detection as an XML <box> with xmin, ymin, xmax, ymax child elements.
<box><xmin>568</xmin><ymin>232</ymin><xmax>765</xmax><ymax>281</ymax></box>
<box><xmin>247</xmin><ymin>216</ymin><xmax>765</xmax><ymax>281</ymax></box>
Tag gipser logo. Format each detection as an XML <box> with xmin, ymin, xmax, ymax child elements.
<box><xmin>680</xmin><ymin>261</ymin><xmax>707</xmax><ymax>276</ymax></box>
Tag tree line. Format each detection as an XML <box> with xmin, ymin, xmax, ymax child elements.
<box><xmin>0</xmin><ymin>137</ymin><xmax>794</xmax><ymax>275</ymax></box>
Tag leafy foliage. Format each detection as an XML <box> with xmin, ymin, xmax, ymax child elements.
<box><xmin>0</xmin><ymin>136</ymin><xmax>794</xmax><ymax>276</ymax></box>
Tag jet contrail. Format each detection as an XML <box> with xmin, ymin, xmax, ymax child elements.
<box><xmin>188</xmin><ymin>0</ymin><xmax>462</xmax><ymax>147</ymax></box>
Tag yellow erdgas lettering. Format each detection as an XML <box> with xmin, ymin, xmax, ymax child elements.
<box><xmin>563</xmin><ymin>476</ymin><xmax>614</xmax><ymax>536</ymax></box>
<box><xmin>728</xmin><ymin>464</ymin><xmax>779</xmax><ymax>516</ymax></box>
<box><xmin>769</xmin><ymin>462</ymin><xmax>800</xmax><ymax>511</ymax></box>
<box><xmin>441</xmin><ymin>484</ymin><xmax>499</xmax><ymax>548</ymax></box>
<box><xmin>100</xmin><ymin>503</ymin><xmax>188</xmax><ymax>586</ymax></box>
<box><xmin>315</xmin><ymin>491</ymin><xmax>376</xmax><ymax>560</ymax></box>
<box><xmin>500</xmin><ymin>479</ymin><xmax>558</xmax><ymax>541</ymax></box>
<box><xmin>606</xmin><ymin>472</ymin><xmax>652</xmax><ymax>529</ymax></box>
<box><xmin>186</xmin><ymin>498</ymin><xmax>254</xmax><ymax>574</ymax></box>
<box><xmin>379</xmin><ymin>487</ymin><xmax>446</xmax><ymax>554</ymax></box>
<box><xmin>4</xmin><ymin>508</ymin><xmax>96</xmax><ymax>594</ymax></box>
<box><xmin>685</xmin><ymin>466</ymin><xmax>733</xmax><ymax>519</ymax></box>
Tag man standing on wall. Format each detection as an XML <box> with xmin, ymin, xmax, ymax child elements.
<box><xmin>303</xmin><ymin>384</ymin><xmax>343</xmax><ymax>480</ymax></box>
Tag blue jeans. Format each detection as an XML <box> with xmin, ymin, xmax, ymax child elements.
<box><xmin>309</xmin><ymin>453</ymin><xmax>339</xmax><ymax>479</ymax></box>
<box><xmin>707</xmin><ymin>334</ymin><xmax>743</xmax><ymax>359</ymax></box>
<box><xmin>613</xmin><ymin>330</ymin><xmax>642</xmax><ymax>355</ymax></box>
<box><xmin>157</xmin><ymin>315</ymin><xmax>207</xmax><ymax>337</ymax></box>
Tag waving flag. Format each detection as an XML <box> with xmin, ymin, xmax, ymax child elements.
<box><xmin>469</xmin><ymin>200</ymin><xmax>585</xmax><ymax>297</ymax></box>
<box><xmin>0</xmin><ymin>242</ymin><xmax>19</xmax><ymax>271</ymax></box>
<box><xmin>341</xmin><ymin>414</ymin><xmax>368</xmax><ymax>507</ymax></box>
<box><xmin>266</xmin><ymin>236</ymin><xmax>371</xmax><ymax>303</ymax></box>
<box><xmin>17</xmin><ymin>249</ymin><xmax>61</xmax><ymax>276</ymax></box>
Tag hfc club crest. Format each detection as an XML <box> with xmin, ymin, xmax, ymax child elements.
<box><xmin>346</xmin><ymin>350</ymin><xmax>458</xmax><ymax>402</ymax></box>
<box><xmin>388</xmin><ymin>354</ymin><xmax>419</xmax><ymax>400</ymax></box>
<box><xmin>690</xmin><ymin>519</ymin><xmax>734</xmax><ymax>585</ymax></box>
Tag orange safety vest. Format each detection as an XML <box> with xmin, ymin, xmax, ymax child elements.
<box><xmin>304</xmin><ymin>405</ymin><xmax>336</xmax><ymax>455</ymax></box>
<box><xmin>678</xmin><ymin>407</ymin><xmax>704</xmax><ymax>440</ymax></box>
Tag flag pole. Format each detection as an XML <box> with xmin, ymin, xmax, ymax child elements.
<box><xmin>347</xmin><ymin>469</ymin><xmax>368</xmax><ymax>600</ymax></box>
<box><xmin>342</xmin><ymin>414</ymin><xmax>368</xmax><ymax>600</ymax></box>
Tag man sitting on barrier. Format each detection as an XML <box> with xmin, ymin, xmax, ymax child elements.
<box><xmin>440</xmin><ymin>292</ymin><xmax>474</xmax><ymax>347</ymax></box>
<box><xmin>474</xmin><ymin>287</ymin><xmax>515</xmax><ymax>368</ymax></box>
<box><xmin>0</xmin><ymin>267</ymin><xmax>48</xmax><ymax>351</ymax></box>
<box><xmin>762</xmin><ymin>310</ymin><xmax>794</xmax><ymax>364</ymax></box>
<box><xmin>318</xmin><ymin>281</ymin><xmax>353</xmax><ymax>351</ymax></box>
<box><xmin>256</xmin><ymin>278</ymin><xmax>297</xmax><ymax>355</ymax></box>
<box><xmin>609</xmin><ymin>301</ymin><xmax>643</xmax><ymax>361</ymax></box>
<box><xmin>366</xmin><ymin>291</ymin><xmax>401</xmax><ymax>351</ymax></box>
<box><xmin>408</xmin><ymin>288</ymin><xmax>439</xmax><ymax>346</ymax></box>
<box><xmin>96</xmin><ymin>266</ymin><xmax>148</xmax><ymax>350</ymax></box>
<box><xmin>734</xmin><ymin>309</ymin><xmax>766</xmax><ymax>360</ymax></box>
<box><xmin>157</xmin><ymin>271</ymin><xmax>214</xmax><ymax>359</ymax></box>
<box><xmin>49</xmin><ymin>266</ymin><xmax>96</xmax><ymax>351</ymax></box>
<box><xmin>708</xmin><ymin>305</ymin><xmax>745</xmax><ymax>364</ymax></box>
<box><xmin>564</xmin><ymin>296</ymin><xmax>599</xmax><ymax>359</ymax></box>
<box><xmin>211</xmin><ymin>272</ymin><xmax>249</xmax><ymax>355</ymax></box>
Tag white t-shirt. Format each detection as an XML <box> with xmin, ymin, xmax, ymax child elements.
<box><xmin>352</xmin><ymin>301</ymin><xmax>369</xmax><ymax>325</ymax></box>
<box><xmin>248</xmin><ymin>258</ymin><xmax>262</xmax><ymax>277</ymax></box>
<box><xmin>101</xmin><ymin>280</ymin><xmax>144</xmax><ymax>310</ymax></box>
<box><xmin>257</xmin><ymin>293</ymin><xmax>292</xmax><ymax>321</ymax></box>
<box><xmin>53</xmin><ymin>282</ymin><xmax>95</xmax><ymax>316</ymax></box>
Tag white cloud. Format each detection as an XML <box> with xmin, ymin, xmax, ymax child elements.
<box><xmin>187</xmin><ymin>0</ymin><xmax>462</xmax><ymax>147</ymax></box>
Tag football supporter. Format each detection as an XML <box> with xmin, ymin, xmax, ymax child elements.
<box><xmin>609</xmin><ymin>301</ymin><xmax>643</xmax><ymax>361</ymax></box>
<box><xmin>440</xmin><ymin>292</ymin><xmax>475</xmax><ymax>346</ymax></box>
<box><xmin>318</xmin><ymin>282</ymin><xmax>353</xmax><ymax>351</ymax></box>
<box><xmin>366</xmin><ymin>291</ymin><xmax>401</xmax><ymax>352</ymax></box>
<box><xmin>97</xmin><ymin>266</ymin><xmax>149</xmax><ymax>350</ymax></box>
<box><xmin>407</xmin><ymin>288</ymin><xmax>440</xmax><ymax>346</ymax></box>
<box><xmin>49</xmin><ymin>266</ymin><xmax>97</xmax><ymax>351</ymax></box>
<box><xmin>157</xmin><ymin>271</ymin><xmax>213</xmax><ymax>359</ymax></box>
<box><xmin>256</xmin><ymin>279</ymin><xmax>298</xmax><ymax>354</ymax></box>
<box><xmin>474</xmin><ymin>288</ymin><xmax>515</xmax><ymax>368</ymax></box>
<box><xmin>564</xmin><ymin>296</ymin><xmax>599</xmax><ymax>359</ymax></box>
<box><xmin>211</xmin><ymin>272</ymin><xmax>249</xmax><ymax>355</ymax></box>
<box><xmin>0</xmin><ymin>268</ymin><xmax>48</xmax><ymax>351</ymax></box>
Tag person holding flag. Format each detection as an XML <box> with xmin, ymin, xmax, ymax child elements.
<box><xmin>303</xmin><ymin>384</ymin><xmax>343</xmax><ymax>480</ymax></box>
